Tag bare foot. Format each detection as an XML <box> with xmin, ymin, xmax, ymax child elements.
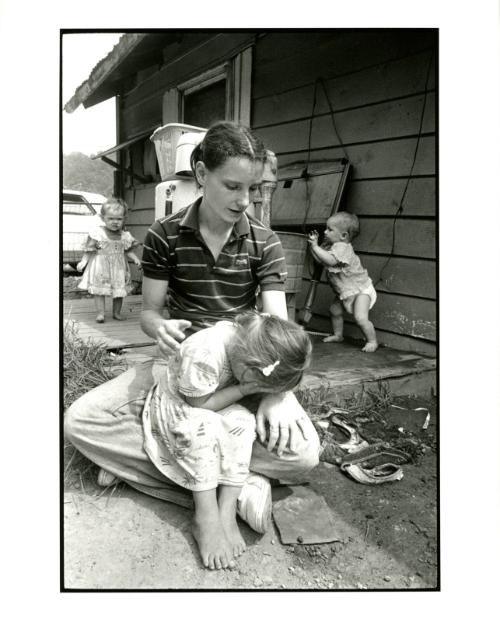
<box><xmin>113</xmin><ymin>313</ymin><xmax>124</xmax><ymax>320</ymax></box>
<box><xmin>323</xmin><ymin>334</ymin><xmax>344</xmax><ymax>343</ymax></box>
<box><xmin>220</xmin><ymin>508</ymin><xmax>246</xmax><ymax>558</ymax></box>
<box><xmin>96</xmin><ymin>314</ymin><xmax>105</xmax><ymax>323</ymax></box>
<box><xmin>192</xmin><ymin>513</ymin><xmax>235</xmax><ymax>570</ymax></box>
<box><xmin>362</xmin><ymin>341</ymin><xmax>378</xmax><ymax>353</ymax></box>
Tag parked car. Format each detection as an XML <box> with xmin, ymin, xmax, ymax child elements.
<box><xmin>62</xmin><ymin>190</ymin><xmax>106</xmax><ymax>268</ymax></box>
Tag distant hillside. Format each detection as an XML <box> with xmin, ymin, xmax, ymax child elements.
<box><xmin>63</xmin><ymin>152</ymin><xmax>114</xmax><ymax>197</ymax></box>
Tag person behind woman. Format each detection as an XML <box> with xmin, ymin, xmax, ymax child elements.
<box><xmin>143</xmin><ymin>311</ymin><xmax>312</xmax><ymax>569</ymax></box>
<box><xmin>77</xmin><ymin>198</ymin><xmax>142</xmax><ymax>323</ymax></box>
<box><xmin>65</xmin><ymin>121</ymin><xmax>320</xmax><ymax>566</ymax></box>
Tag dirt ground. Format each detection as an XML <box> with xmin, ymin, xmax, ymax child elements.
<box><xmin>63</xmin><ymin>399</ymin><xmax>437</xmax><ymax>590</ymax></box>
<box><xmin>63</xmin><ymin>273</ymin><xmax>438</xmax><ymax>590</ymax></box>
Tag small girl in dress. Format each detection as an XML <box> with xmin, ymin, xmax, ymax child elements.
<box><xmin>307</xmin><ymin>212</ymin><xmax>378</xmax><ymax>352</ymax></box>
<box><xmin>142</xmin><ymin>311</ymin><xmax>312</xmax><ymax>570</ymax></box>
<box><xmin>77</xmin><ymin>198</ymin><xmax>142</xmax><ymax>323</ymax></box>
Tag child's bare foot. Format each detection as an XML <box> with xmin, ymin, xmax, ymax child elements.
<box><xmin>96</xmin><ymin>314</ymin><xmax>105</xmax><ymax>323</ymax></box>
<box><xmin>192</xmin><ymin>513</ymin><xmax>235</xmax><ymax>570</ymax></box>
<box><xmin>362</xmin><ymin>341</ymin><xmax>378</xmax><ymax>353</ymax></box>
<box><xmin>323</xmin><ymin>334</ymin><xmax>343</xmax><ymax>343</ymax></box>
<box><xmin>113</xmin><ymin>313</ymin><xmax>124</xmax><ymax>320</ymax></box>
<box><xmin>220</xmin><ymin>508</ymin><xmax>246</xmax><ymax>558</ymax></box>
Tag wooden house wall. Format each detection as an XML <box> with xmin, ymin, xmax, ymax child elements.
<box><xmin>122</xmin><ymin>32</ymin><xmax>259</xmax><ymax>276</ymax></box>
<box><xmin>251</xmin><ymin>31</ymin><xmax>437</xmax><ymax>355</ymax></box>
<box><xmin>120</xmin><ymin>30</ymin><xmax>437</xmax><ymax>355</ymax></box>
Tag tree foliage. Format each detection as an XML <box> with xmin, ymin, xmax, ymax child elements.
<box><xmin>63</xmin><ymin>152</ymin><xmax>114</xmax><ymax>196</ymax></box>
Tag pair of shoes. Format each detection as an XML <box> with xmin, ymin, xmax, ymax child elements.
<box><xmin>237</xmin><ymin>473</ymin><xmax>272</xmax><ymax>534</ymax></box>
<box><xmin>97</xmin><ymin>468</ymin><xmax>118</xmax><ymax>487</ymax></box>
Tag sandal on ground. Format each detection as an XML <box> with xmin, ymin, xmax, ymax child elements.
<box><xmin>236</xmin><ymin>473</ymin><xmax>272</xmax><ymax>534</ymax></box>
<box><xmin>330</xmin><ymin>415</ymin><xmax>368</xmax><ymax>452</ymax></box>
<box><xmin>341</xmin><ymin>462</ymin><xmax>404</xmax><ymax>484</ymax></box>
<box><xmin>340</xmin><ymin>443</ymin><xmax>409</xmax><ymax>485</ymax></box>
<box><xmin>97</xmin><ymin>468</ymin><xmax>118</xmax><ymax>487</ymax></box>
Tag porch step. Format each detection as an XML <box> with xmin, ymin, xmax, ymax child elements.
<box><xmin>64</xmin><ymin>296</ymin><xmax>436</xmax><ymax>398</ymax></box>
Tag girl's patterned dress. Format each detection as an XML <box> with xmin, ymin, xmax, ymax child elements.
<box><xmin>78</xmin><ymin>226</ymin><xmax>139</xmax><ymax>298</ymax></box>
<box><xmin>142</xmin><ymin>321</ymin><xmax>257</xmax><ymax>492</ymax></box>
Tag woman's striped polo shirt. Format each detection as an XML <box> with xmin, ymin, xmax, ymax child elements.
<box><xmin>141</xmin><ymin>199</ymin><xmax>287</xmax><ymax>331</ymax></box>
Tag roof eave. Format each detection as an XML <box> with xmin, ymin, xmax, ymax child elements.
<box><xmin>64</xmin><ymin>33</ymin><xmax>147</xmax><ymax>113</ymax></box>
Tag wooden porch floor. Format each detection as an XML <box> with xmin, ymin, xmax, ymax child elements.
<box><xmin>63</xmin><ymin>295</ymin><xmax>436</xmax><ymax>398</ymax></box>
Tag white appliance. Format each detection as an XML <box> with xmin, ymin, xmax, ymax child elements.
<box><xmin>151</xmin><ymin>124</ymin><xmax>206</xmax><ymax>219</ymax></box>
<box><xmin>154</xmin><ymin>179</ymin><xmax>203</xmax><ymax>219</ymax></box>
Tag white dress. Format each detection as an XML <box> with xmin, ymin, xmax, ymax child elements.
<box><xmin>78</xmin><ymin>226</ymin><xmax>139</xmax><ymax>298</ymax></box>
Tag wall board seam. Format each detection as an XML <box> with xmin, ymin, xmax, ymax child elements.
<box><xmin>253</xmin><ymin>45</ymin><xmax>436</xmax><ymax>100</ymax></box>
<box><xmin>252</xmin><ymin>89</ymin><xmax>436</xmax><ymax>131</ymax></box>
<box><xmin>275</xmin><ymin>132</ymin><xmax>435</xmax><ymax>156</ymax></box>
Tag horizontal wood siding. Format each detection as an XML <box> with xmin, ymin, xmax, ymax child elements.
<box><xmin>124</xmin><ymin>184</ymin><xmax>156</xmax><ymax>249</ymax></box>
<box><xmin>252</xmin><ymin>31</ymin><xmax>437</xmax><ymax>353</ymax></box>
<box><xmin>121</xmin><ymin>32</ymin><xmax>257</xmax><ymax>138</ymax></box>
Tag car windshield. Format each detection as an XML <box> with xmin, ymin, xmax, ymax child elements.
<box><xmin>63</xmin><ymin>194</ymin><xmax>99</xmax><ymax>216</ymax></box>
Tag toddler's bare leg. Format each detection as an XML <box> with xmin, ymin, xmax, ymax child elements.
<box><xmin>94</xmin><ymin>295</ymin><xmax>105</xmax><ymax>323</ymax></box>
<box><xmin>323</xmin><ymin>300</ymin><xmax>344</xmax><ymax>343</ymax></box>
<box><xmin>218</xmin><ymin>485</ymin><xmax>246</xmax><ymax>558</ymax></box>
<box><xmin>353</xmin><ymin>294</ymin><xmax>378</xmax><ymax>352</ymax></box>
<box><xmin>113</xmin><ymin>297</ymin><xmax>124</xmax><ymax>320</ymax></box>
<box><xmin>192</xmin><ymin>489</ymin><xmax>235</xmax><ymax>570</ymax></box>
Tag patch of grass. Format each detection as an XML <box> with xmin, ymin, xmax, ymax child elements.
<box><xmin>63</xmin><ymin>322</ymin><xmax>128</xmax><ymax>489</ymax></box>
<box><xmin>296</xmin><ymin>381</ymin><xmax>393</xmax><ymax>422</ymax></box>
<box><xmin>63</xmin><ymin>321</ymin><xmax>127</xmax><ymax>408</ymax></box>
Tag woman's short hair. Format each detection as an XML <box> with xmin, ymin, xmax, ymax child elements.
<box><xmin>190</xmin><ymin>120</ymin><xmax>267</xmax><ymax>175</ymax></box>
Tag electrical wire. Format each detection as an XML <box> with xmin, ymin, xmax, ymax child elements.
<box><xmin>373</xmin><ymin>50</ymin><xmax>435</xmax><ymax>288</ymax></box>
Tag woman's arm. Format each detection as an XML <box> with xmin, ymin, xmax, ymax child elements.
<box><xmin>260</xmin><ymin>289</ymin><xmax>288</xmax><ymax>320</ymax></box>
<box><xmin>140</xmin><ymin>276</ymin><xmax>192</xmax><ymax>356</ymax></box>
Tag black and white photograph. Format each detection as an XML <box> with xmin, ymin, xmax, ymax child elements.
<box><xmin>61</xmin><ymin>28</ymin><xmax>439</xmax><ymax>590</ymax></box>
<box><xmin>3</xmin><ymin>0</ymin><xmax>500</xmax><ymax>615</ymax></box>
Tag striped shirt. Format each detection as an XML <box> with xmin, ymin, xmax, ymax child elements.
<box><xmin>141</xmin><ymin>198</ymin><xmax>287</xmax><ymax>331</ymax></box>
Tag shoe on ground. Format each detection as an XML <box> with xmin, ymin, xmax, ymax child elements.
<box><xmin>236</xmin><ymin>473</ymin><xmax>272</xmax><ymax>534</ymax></box>
<box><xmin>97</xmin><ymin>468</ymin><xmax>118</xmax><ymax>487</ymax></box>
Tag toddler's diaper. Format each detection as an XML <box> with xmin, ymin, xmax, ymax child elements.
<box><xmin>342</xmin><ymin>283</ymin><xmax>377</xmax><ymax>314</ymax></box>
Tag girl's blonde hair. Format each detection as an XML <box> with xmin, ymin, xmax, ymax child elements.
<box><xmin>231</xmin><ymin>312</ymin><xmax>312</xmax><ymax>392</ymax></box>
<box><xmin>100</xmin><ymin>197</ymin><xmax>128</xmax><ymax>217</ymax></box>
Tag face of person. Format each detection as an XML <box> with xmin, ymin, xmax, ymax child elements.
<box><xmin>102</xmin><ymin>208</ymin><xmax>125</xmax><ymax>232</ymax></box>
<box><xmin>324</xmin><ymin>217</ymin><xmax>347</xmax><ymax>244</ymax></box>
<box><xmin>196</xmin><ymin>157</ymin><xmax>264</xmax><ymax>226</ymax></box>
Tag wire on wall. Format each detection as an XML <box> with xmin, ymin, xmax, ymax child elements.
<box><xmin>373</xmin><ymin>50</ymin><xmax>435</xmax><ymax>288</ymax></box>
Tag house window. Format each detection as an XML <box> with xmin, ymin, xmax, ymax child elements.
<box><xmin>183</xmin><ymin>79</ymin><xmax>227</xmax><ymax>128</ymax></box>
<box><xmin>162</xmin><ymin>47</ymin><xmax>253</xmax><ymax>128</ymax></box>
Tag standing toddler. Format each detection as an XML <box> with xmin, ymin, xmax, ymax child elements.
<box><xmin>77</xmin><ymin>198</ymin><xmax>141</xmax><ymax>323</ymax></box>
<box><xmin>307</xmin><ymin>212</ymin><xmax>378</xmax><ymax>352</ymax></box>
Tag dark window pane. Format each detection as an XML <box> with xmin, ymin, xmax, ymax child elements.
<box><xmin>184</xmin><ymin>80</ymin><xmax>226</xmax><ymax>128</ymax></box>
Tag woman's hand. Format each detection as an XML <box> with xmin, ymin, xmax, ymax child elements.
<box><xmin>76</xmin><ymin>260</ymin><xmax>87</xmax><ymax>272</ymax></box>
<box><xmin>255</xmin><ymin>392</ymin><xmax>310</xmax><ymax>457</ymax></box>
<box><xmin>133</xmin><ymin>258</ymin><xmax>142</xmax><ymax>269</ymax></box>
<box><xmin>155</xmin><ymin>319</ymin><xmax>192</xmax><ymax>358</ymax></box>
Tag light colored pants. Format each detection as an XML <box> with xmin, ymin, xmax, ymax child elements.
<box><xmin>64</xmin><ymin>359</ymin><xmax>320</xmax><ymax>502</ymax></box>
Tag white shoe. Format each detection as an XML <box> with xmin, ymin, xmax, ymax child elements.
<box><xmin>237</xmin><ymin>474</ymin><xmax>272</xmax><ymax>534</ymax></box>
<box><xmin>97</xmin><ymin>468</ymin><xmax>118</xmax><ymax>487</ymax></box>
